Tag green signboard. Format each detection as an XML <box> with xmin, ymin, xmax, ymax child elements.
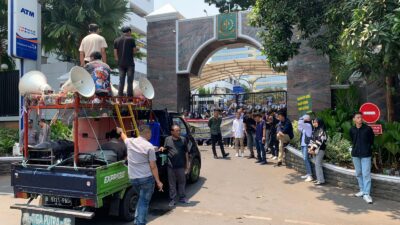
<box><xmin>297</xmin><ymin>94</ymin><xmax>312</xmax><ymax>116</ymax></box>
<box><xmin>217</xmin><ymin>13</ymin><xmax>237</xmax><ymax>40</ymax></box>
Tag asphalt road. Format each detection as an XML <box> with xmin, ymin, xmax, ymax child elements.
<box><xmin>1</xmin><ymin>146</ymin><xmax>400</xmax><ymax>225</ymax></box>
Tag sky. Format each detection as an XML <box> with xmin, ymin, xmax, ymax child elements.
<box><xmin>154</xmin><ymin>0</ymin><xmax>220</xmax><ymax>18</ymax></box>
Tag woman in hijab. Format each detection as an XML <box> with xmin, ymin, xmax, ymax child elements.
<box><xmin>309</xmin><ymin>118</ymin><xmax>328</xmax><ymax>185</ymax></box>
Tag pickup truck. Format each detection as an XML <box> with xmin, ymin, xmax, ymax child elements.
<box><xmin>11</xmin><ymin>109</ymin><xmax>201</xmax><ymax>224</ymax></box>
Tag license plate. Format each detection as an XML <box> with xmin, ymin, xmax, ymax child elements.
<box><xmin>44</xmin><ymin>196</ymin><xmax>72</xmax><ymax>207</ymax></box>
<box><xmin>21</xmin><ymin>209</ymin><xmax>75</xmax><ymax>225</ymax></box>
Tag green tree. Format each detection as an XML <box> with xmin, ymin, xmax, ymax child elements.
<box><xmin>205</xmin><ymin>0</ymin><xmax>255</xmax><ymax>13</ymax></box>
<box><xmin>341</xmin><ymin>0</ymin><xmax>400</xmax><ymax>121</ymax></box>
<box><xmin>39</xmin><ymin>0</ymin><xmax>129</xmax><ymax>67</ymax></box>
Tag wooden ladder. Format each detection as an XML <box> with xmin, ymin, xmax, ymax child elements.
<box><xmin>114</xmin><ymin>104</ymin><xmax>140</xmax><ymax>137</ymax></box>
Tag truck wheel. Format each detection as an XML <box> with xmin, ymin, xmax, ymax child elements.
<box><xmin>188</xmin><ymin>158</ymin><xmax>201</xmax><ymax>183</ymax></box>
<box><xmin>119</xmin><ymin>188</ymin><xmax>138</xmax><ymax>222</ymax></box>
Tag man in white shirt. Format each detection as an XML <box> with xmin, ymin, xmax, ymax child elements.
<box><xmin>117</xmin><ymin>125</ymin><xmax>163</xmax><ymax>225</ymax></box>
<box><xmin>232</xmin><ymin>112</ymin><xmax>245</xmax><ymax>157</ymax></box>
<box><xmin>79</xmin><ymin>24</ymin><xmax>108</xmax><ymax>66</ymax></box>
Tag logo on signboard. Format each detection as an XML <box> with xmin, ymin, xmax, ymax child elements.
<box><xmin>218</xmin><ymin>13</ymin><xmax>237</xmax><ymax>40</ymax></box>
<box><xmin>21</xmin><ymin>8</ymin><xmax>35</xmax><ymax>17</ymax></box>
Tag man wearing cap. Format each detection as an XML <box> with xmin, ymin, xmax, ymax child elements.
<box><xmin>19</xmin><ymin>119</ymin><xmax>39</xmax><ymax>151</ymax></box>
<box><xmin>208</xmin><ymin>109</ymin><xmax>229</xmax><ymax>159</ymax></box>
<box><xmin>114</xmin><ymin>26</ymin><xmax>138</xmax><ymax>97</ymax></box>
<box><xmin>79</xmin><ymin>24</ymin><xmax>108</xmax><ymax>66</ymax></box>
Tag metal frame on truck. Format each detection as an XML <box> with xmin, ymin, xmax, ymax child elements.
<box><xmin>12</xmin><ymin>94</ymin><xmax>153</xmax><ymax>224</ymax></box>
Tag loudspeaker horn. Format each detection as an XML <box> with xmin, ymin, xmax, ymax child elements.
<box><xmin>19</xmin><ymin>71</ymin><xmax>53</xmax><ymax>95</ymax></box>
<box><xmin>138</xmin><ymin>77</ymin><xmax>155</xmax><ymax>99</ymax></box>
<box><xmin>111</xmin><ymin>80</ymin><xmax>142</xmax><ymax>97</ymax></box>
<box><xmin>61</xmin><ymin>66</ymin><xmax>95</xmax><ymax>98</ymax></box>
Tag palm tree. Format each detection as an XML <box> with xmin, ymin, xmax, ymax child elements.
<box><xmin>39</xmin><ymin>0</ymin><xmax>129</xmax><ymax>66</ymax></box>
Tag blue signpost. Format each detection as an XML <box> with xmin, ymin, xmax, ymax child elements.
<box><xmin>233</xmin><ymin>86</ymin><xmax>245</xmax><ymax>94</ymax></box>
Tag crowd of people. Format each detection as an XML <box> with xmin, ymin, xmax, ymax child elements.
<box><xmin>208</xmin><ymin>108</ymin><xmax>375</xmax><ymax>205</ymax></box>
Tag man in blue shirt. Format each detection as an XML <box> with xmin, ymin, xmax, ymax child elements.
<box><xmin>276</xmin><ymin>110</ymin><xmax>293</xmax><ymax>166</ymax></box>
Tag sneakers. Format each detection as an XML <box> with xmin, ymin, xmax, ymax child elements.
<box><xmin>168</xmin><ymin>200</ymin><xmax>176</xmax><ymax>207</ymax></box>
<box><xmin>240</xmin><ymin>152</ymin><xmax>244</xmax><ymax>157</ymax></box>
<box><xmin>259</xmin><ymin>161</ymin><xmax>268</xmax><ymax>165</ymax></box>
<box><xmin>354</xmin><ymin>191</ymin><xmax>364</xmax><ymax>198</ymax></box>
<box><xmin>314</xmin><ymin>181</ymin><xmax>325</xmax><ymax>185</ymax></box>
<box><xmin>272</xmin><ymin>156</ymin><xmax>278</xmax><ymax>160</ymax></box>
<box><xmin>301</xmin><ymin>175</ymin><xmax>309</xmax><ymax>179</ymax></box>
<box><xmin>179</xmin><ymin>198</ymin><xmax>190</xmax><ymax>204</ymax></box>
<box><xmin>222</xmin><ymin>153</ymin><xmax>230</xmax><ymax>158</ymax></box>
<box><xmin>363</xmin><ymin>195</ymin><xmax>373</xmax><ymax>204</ymax></box>
<box><xmin>235</xmin><ymin>153</ymin><xmax>239</xmax><ymax>157</ymax></box>
<box><xmin>305</xmin><ymin>176</ymin><xmax>314</xmax><ymax>182</ymax></box>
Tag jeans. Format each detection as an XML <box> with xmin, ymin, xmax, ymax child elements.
<box><xmin>255</xmin><ymin>139</ymin><xmax>266</xmax><ymax>162</ymax></box>
<box><xmin>131</xmin><ymin>176</ymin><xmax>155</xmax><ymax>225</ymax></box>
<box><xmin>168</xmin><ymin>167</ymin><xmax>186</xmax><ymax>200</ymax></box>
<box><xmin>352</xmin><ymin>157</ymin><xmax>372</xmax><ymax>195</ymax></box>
<box><xmin>211</xmin><ymin>133</ymin><xmax>226</xmax><ymax>157</ymax></box>
<box><xmin>301</xmin><ymin>146</ymin><xmax>312</xmax><ymax>176</ymax></box>
<box><xmin>246</xmin><ymin>131</ymin><xmax>255</xmax><ymax>156</ymax></box>
<box><xmin>118</xmin><ymin>65</ymin><xmax>135</xmax><ymax>97</ymax></box>
<box><xmin>314</xmin><ymin>150</ymin><xmax>325</xmax><ymax>183</ymax></box>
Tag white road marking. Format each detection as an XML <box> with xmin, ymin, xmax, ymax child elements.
<box><xmin>182</xmin><ymin>209</ymin><xmax>272</xmax><ymax>221</ymax></box>
<box><xmin>285</xmin><ymin>219</ymin><xmax>326</xmax><ymax>225</ymax></box>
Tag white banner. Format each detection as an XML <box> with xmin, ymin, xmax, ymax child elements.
<box><xmin>186</xmin><ymin>116</ymin><xmax>235</xmax><ymax>140</ymax></box>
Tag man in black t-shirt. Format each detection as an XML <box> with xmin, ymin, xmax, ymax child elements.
<box><xmin>243</xmin><ymin>111</ymin><xmax>256</xmax><ymax>159</ymax></box>
<box><xmin>160</xmin><ymin>125</ymin><xmax>190</xmax><ymax>207</ymax></box>
<box><xmin>113</xmin><ymin>26</ymin><xmax>138</xmax><ymax>97</ymax></box>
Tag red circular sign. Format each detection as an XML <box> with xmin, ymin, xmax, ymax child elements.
<box><xmin>359</xmin><ymin>103</ymin><xmax>381</xmax><ymax>123</ymax></box>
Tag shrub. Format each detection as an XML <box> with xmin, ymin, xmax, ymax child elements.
<box><xmin>50</xmin><ymin>121</ymin><xmax>73</xmax><ymax>141</ymax></box>
<box><xmin>0</xmin><ymin>128</ymin><xmax>19</xmax><ymax>156</ymax></box>
<box><xmin>325</xmin><ymin>133</ymin><xmax>352</xmax><ymax>166</ymax></box>
<box><xmin>290</xmin><ymin>120</ymin><xmax>301</xmax><ymax>149</ymax></box>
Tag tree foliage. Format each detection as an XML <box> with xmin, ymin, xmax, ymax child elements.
<box><xmin>205</xmin><ymin>0</ymin><xmax>255</xmax><ymax>13</ymax></box>
<box><xmin>39</xmin><ymin>0</ymin><xmax>129</xmax><ymax>66</ymax></box>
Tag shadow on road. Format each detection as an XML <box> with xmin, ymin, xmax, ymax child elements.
<box><xmin>77</xmin><ymin>177</ymin><xmax>206</xmax><ymax>225</ymax></box>
<box><xmin>284</xmin><ymin>172</ymin><xmax>400</xmax><ymax>221</ymax></box>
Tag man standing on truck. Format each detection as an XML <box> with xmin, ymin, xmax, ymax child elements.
<box><xmin>117</xmin><ymin>125</ymin><xmax>163</xmax><ymax>225</ymax></box>
<box><xmin>208</xmin><ymin>109</ymin><xmax>229</xmax><ymax>159</ymax></box>
<box><xmin>160</xmin><ymin>125</ymin><xmax>190</xmax><ymax>207</ymax></box>
<box><xmin>79</xmin><ymin>24</ymin><xmax>108</xmax><ymax>66</ymax></box>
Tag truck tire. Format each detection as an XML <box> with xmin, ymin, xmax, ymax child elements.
<box><xmin>119</xmin><ymin>187</ymin><xmax>138</xmax><ymax>222</ymax></box>
<box><xmin>188</xmin><ymin>158</ymin><xmax>201</xmax><ymax>183</ymax></box>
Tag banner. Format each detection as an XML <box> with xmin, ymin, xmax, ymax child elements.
<box><xmin>297</xmin><ymin>94</ymin><xmax>312</xmax><ymax>116</ymax></box>
<box><xmin>186</xmin><ymin>116</ymin><xmax>235</xmax><ymax>140</ymax></box>
<box><xmin>8</xmin><ymin>0</ymin><xmax>39</xmax><ymax>60</ymax></box>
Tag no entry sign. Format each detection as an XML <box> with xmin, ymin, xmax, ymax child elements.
<box><xmin>360</xmin><ymin>103</ymin><xmax>381</xmax><ymax>123</ymax></box>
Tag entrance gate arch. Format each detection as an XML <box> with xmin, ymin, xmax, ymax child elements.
<box><xmin>146</xmin><ymin>5</ymin><xmax>331</xmax><ymax>119</ymax></box>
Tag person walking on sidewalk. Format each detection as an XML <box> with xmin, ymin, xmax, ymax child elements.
<box><xmin>276</xmin><ymin>110</ymin><xmax>294</xmax><ymax>167</ymax></box>
<box><xmin>350</xmin><ymin>112</ymin><xmax>375</xmax><ymax>204</ymax></box>
<box><xmin>160</xmin><ymin>125</ymin><xmax>190</xmax><ymax>207</ymax></box>
<box><xmin>117</xmin><ymin>126</ymin><xmax>163</xmax><ymax>225</ymax></box>
<box><xmin>254</xmin><ymin>113</ymin><xmax>267</xmax><ymax>165</ymax></box>
<box><xmin>232</xmin><ymin>112</ymin><xmax>245</xmax><ymax>157</ymax></box>
<box><xmin>244</xmin><ymin>111</ymin><xmax>256</xmax><ymax>159</ymax></box>
<box><xmin>266</xmin><ymin>110</ymin><xmax>279</xmax><ymax>160</ymax></box>
<box><xmin>309</xmin><ymin>118</ymin><xmax>327</xmax><ymax>185</ymax></box>
<box><xmin>298</xmin><ymin>114</ymin><xmax>313</xmax><ymax>182</ymax></box>
<box><xmin>208</xmin><ymin>109</ymin><xmax>229</xmax><ymax>159</ymax></box>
